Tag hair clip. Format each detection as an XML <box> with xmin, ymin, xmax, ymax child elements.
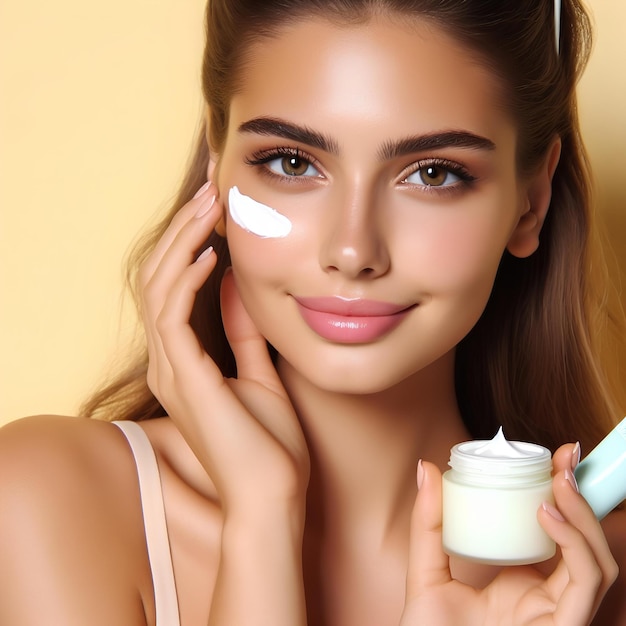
<box><xmin>554</xmin><ymin>0</ymin><xmax>562</xmax><ymax>55</ymax></box>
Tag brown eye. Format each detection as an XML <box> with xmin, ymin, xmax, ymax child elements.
<box><xmin>253</xmin><ymin>149</ymin><xmax>322</xmax><ymax>179</ymax></box>
<box><xmin>405</xmin><ymin>161</ymin><xmax>464</xmax><ymax>188</ymax></box>
<box><xmin>281</xmin><ymin>155</ymin><xmax>311</xmax><ymax>176</ymax></box>
<box><xmin>419</xmin><ymin>165</ymin><xmax>448</xmax><ymax>186</ymax></box>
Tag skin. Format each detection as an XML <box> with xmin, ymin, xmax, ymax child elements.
<box><xmin>0</xmin><ymin>14</ymin><xmax>624</xmax><ymax>626</ymax></box>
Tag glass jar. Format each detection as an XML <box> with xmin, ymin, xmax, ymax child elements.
<box><xmin>442</xmin><ymin>429</ymin><xmax>555</xmax><ymax>565</ymax></box>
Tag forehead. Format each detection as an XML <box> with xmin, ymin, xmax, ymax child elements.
<box><xmin>229</xmin><ymin>16</ymin><xmax>514</xmax><ymax>152</ymax></box>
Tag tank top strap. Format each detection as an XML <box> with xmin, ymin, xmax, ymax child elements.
<box><xmin>113</xmin><ymin>420</ymin><xmax>181</xmax><ymax>626</ymax></box>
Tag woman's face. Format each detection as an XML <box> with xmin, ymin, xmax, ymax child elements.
<box><xmin>214</xmin><ymin>16</ymin><xmax>535</xmax><ymax>394</ymax></box>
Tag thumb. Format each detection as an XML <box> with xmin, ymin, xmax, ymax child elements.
<box><xmin>406</xmin><ymin>460</ymin><xmax>452</xmax><ymax>598</ymax></box>
<box><xmin>220</xmin><ymin>269</ymin><xmax>284</xmax><ymax>394</ymax></box>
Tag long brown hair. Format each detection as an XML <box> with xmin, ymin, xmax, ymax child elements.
<box><xmin>81</xmin><ymin>0</ymin><xmax>625</xmax><ymax>455</ymax></box>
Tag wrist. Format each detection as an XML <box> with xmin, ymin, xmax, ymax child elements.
<box><xmin>211</xmin><ymin>502</ymin><xmax>307</xmax><ymax>626</ymax></box>
<box><xmin>222</xmin><ymin>498</ymin><xmax>306</xmax><ymax>544</ymax></box>
<box><xmin>221</xmin><ymin>470</ymin><xmax>308</xmax><ymax>525</ymax></box>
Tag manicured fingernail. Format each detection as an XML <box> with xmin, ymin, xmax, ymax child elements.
<box><xmin>195</xmin><ymin>194</ymin><xmax>216</xmax><ymax>218</ymax></box>
<box><xmin>416</xmin><ymin>459</ymin><xmax>425</xmax><ymax>490</ymax></box>
<box><xmin>542</xmin><ymin>501</ymin><xmax>565</xmax><ymax>522</ymax></box>
<box><xmin>195</xmin><ymin>246</ymin><xmax>214</xmax><ymax>263</ymax></box>
<box><xmin>193</xmin><ymin>181</ymin><xmax>211</xmax><ymax>199</ymax></box>
<box><xmin>565</xmin><ymin>469</ymin><xmax>579</xmax><ymax>493</ymax></box>
<box><xmin>571</xmin><ymin>441</ymin><xmax>581</xmax><ymax>471</ymax></box>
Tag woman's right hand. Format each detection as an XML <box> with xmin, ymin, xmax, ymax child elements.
<box><xmin>139</xmin><ymin>181</ymin><xmax>309</xmax><ymax>625</ymax></box>
<box><xmin>138</xmin><ymin>181</ymin><xmax>310</xmax><ymax>515</ymax></box>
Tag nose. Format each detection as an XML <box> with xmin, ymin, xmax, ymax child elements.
<box><xmin>319</xmin><ymin>188</ymin><xmax>391</xmax><ymax>279</ymax></box>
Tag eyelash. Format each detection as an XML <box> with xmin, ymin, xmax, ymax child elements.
<box><xmin>245</xmin><ymin>147</ymin><xmax>323</xmax><ymax>184</ymax></box>
<box><xmin>245</xmin><ymin>147</ymin><xmax>477</xmax><ymax>193</ymax></box>
<box><xmin>399</xmin><ymin>158</ymin><xmax>477</xmax><ymax>194</ymax></box>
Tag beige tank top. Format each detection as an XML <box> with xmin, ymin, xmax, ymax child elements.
<box><xmin>113</xmin><ymin>420</ymin><xmax>181</xmax><ymax>626</ymax></box>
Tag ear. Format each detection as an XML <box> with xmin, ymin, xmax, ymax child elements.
<box><xmin>507</xmin><ymin>137</ymin><xmax>561</xmax><ymax>259</ymax></box>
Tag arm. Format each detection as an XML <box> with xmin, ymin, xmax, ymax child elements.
<box><xmin>0</xmin><ymin>417</ymin><xmax>151</xmax><ymax>626</ymax></box>
<box><xmin>138</xmin><ymin>182</ymin><xmax>309</xmax><ymax>625</ymax></box>
<box><xmin>209</xmin><ymin>506</ymin><xmax>307</xmax><ymax>626</ymax></box>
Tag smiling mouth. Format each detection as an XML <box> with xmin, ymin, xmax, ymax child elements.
<box><xmin>293</xmin><ymin>296</ymin><xmax>415</xmax><ymax>344</ymax></box>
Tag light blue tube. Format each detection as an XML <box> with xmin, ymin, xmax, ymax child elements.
<box><xmin>574</xmin><ymin>416</ymin><xmax>626</xmax><ymax>520</ymax></box>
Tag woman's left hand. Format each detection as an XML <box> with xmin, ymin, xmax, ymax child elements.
<box><xmin>400</xmin><ymin>444</ymin><xmax>618</xmax><ymax>626</ymax></box>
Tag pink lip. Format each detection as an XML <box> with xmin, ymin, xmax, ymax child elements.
<box><xmin>294</xmin><ymin>296</ymin><xmax>414</xmax><ymax>344</ymax></box>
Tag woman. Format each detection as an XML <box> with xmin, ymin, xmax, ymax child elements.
<box><xmin>0</xmin><ymin>0</ymin><xmax>624</xmax><ymax>624</ymax></box>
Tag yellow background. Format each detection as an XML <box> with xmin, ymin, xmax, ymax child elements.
<box><xmin>1</xmin><ymin>1</ymin><xmax>624</xmax><ymax>425</ymax></box>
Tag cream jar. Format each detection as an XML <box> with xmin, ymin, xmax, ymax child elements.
<box><xmin>442</xmin><ymin>428</ymin><xmax>555</xmax><ymax>565</ymax></box>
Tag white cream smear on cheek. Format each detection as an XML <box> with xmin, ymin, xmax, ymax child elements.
<box><xmin>228</xmin><ymin>186</ymin><xmax>292</xmax><ymax>238</ymax></box>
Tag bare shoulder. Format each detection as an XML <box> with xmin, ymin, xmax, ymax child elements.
<box><xmin>0</xmin><ymin>415</ymin><xmax>154</xmax><ymax>625</ymax></box>
<box><xmin>594</xmin><ymin>509</ymin><xmax>626</xmax><ymax>625</ymax></box>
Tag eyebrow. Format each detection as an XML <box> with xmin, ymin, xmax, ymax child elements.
<box><xmin>238</xmin><ymin>117</ymin><xmax>340</xmax><ymax>154</ymax></box>
<box><xmin>238</xmin><ymin>116</ymin><xmax>495</xmax><ymax>159</ymax></box>
<box><xmin>378</xmin><ymin>131</ymin><xmax>496</xmax><ymax>160</ymax></box>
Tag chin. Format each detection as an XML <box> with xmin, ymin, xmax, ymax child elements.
<box><xmin>278</xmin><ymin>347</ymin><xmax>437</xmax><ymax>397</ymax></box>
<box><xmin>310</xmin><ymin>371</ymin><xmax>397</xmax><ymax>396</ymax></box>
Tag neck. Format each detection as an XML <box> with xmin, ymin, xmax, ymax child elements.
<box><xmin>277</xmin><ymin>350</ymin><xmax>470</xmax><ymax>543</ymax></box>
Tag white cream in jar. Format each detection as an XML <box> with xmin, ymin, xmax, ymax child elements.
<box><xmin>442</xmin><ymin>427</ymin><xmax>555</xmax><ymax>565</ymax></box>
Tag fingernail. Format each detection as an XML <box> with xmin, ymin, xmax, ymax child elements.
<box><xmin>195</xmin><ymin>246</ymin><xmax>214</xmax><ymax>263</ymax></box>
<box><xmin>542</xmin><ymin>501</ymin><xmax>565</xmax><ymax>522</ymax></box>
<box><xmin>195</xmin><ymin>194</ymin><xmax>216</xmax><ymax>219</ymax></box>
<box><xmin>571</xmin><ymin>441</ymin><xmax>581</xmax><ymax>471</ymax></box>
<box><xmin>416</xmin><ymin>459</ymin><xmax>425</xmax><ymax>490</ymax></box>
<box><xmin>193</xmin><ymin>181</ymin><xmax>211</xmax><ymax>199</ymax></box>
<box><xmin>565</xmin><ymin>468</ymin><xmax>579</xmax><ymax>493</ymax></box>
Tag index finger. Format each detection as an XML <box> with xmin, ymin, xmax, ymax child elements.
<box><xmin>552</xmin><ymin>442</ymin><xmax>580</xmax><ymax>476</ymax></box>
<box><xmin>138</xmin><ymin>181</ymin><xmax>217</xmax><ymax>288</ymax></box>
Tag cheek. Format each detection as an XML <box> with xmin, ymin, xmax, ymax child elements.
<box><xmin>228</xmin><ymin>228</ymin><xmax>284</xmax><ymax>279</ymax></box>
<box><xmin>227</xmin><ymin>229</ymin><xmax>312</xmax><ymax>359</ymax></box>
<box><xmin>226</xmin><ymin>199</ymin><xmax>317</xmax><ymax>284</ymax></box>
<box><xmin>224</xmin><ymin>184</ymin><xmax>312</xmax><ymax>272</ymax></box>
<box><xmin>397</xmin><ymin>206</ymin><xmax>515</xmax><ymax>295</ymax></box>
<box><xmin>226</xmin><ymin>225</ymin><xmax>301</xmax><ymax>308</ymax></box>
